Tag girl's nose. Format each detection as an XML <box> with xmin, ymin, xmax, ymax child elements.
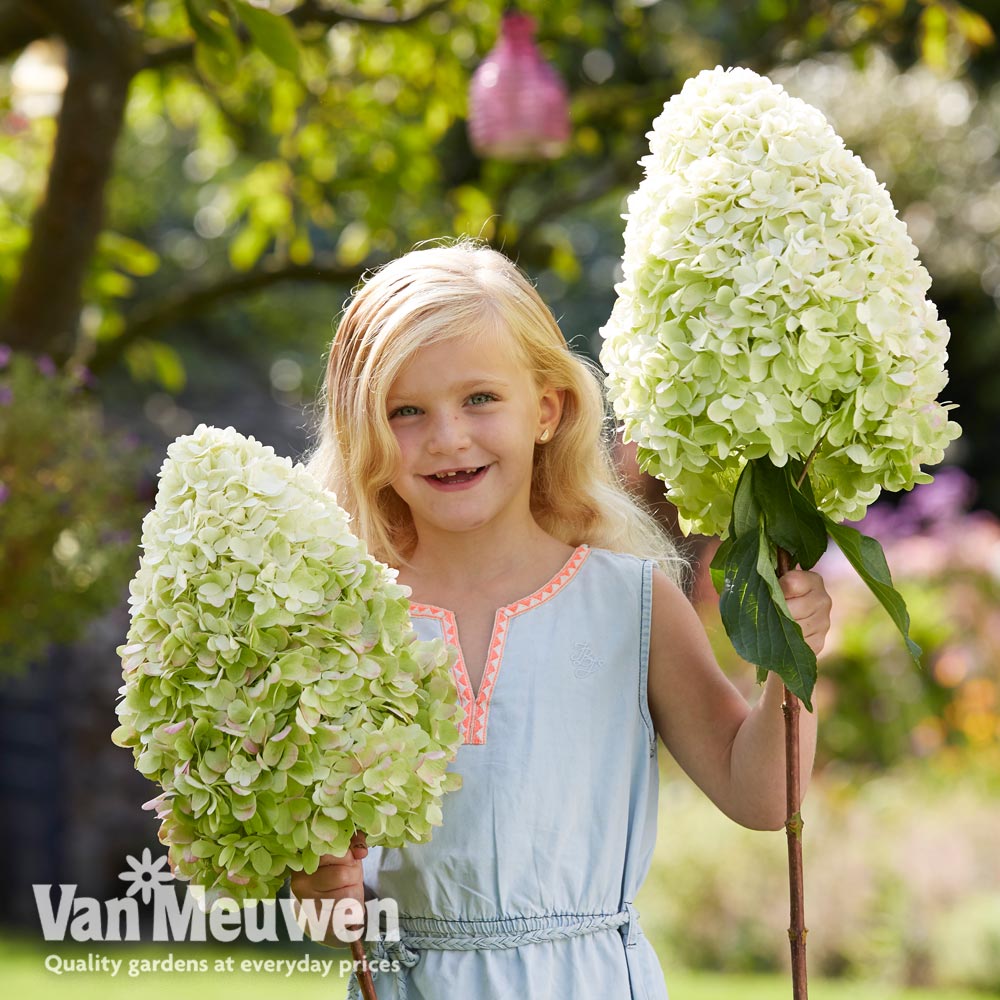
<box><xmin>427</xmin><ymin>412</ymin><xmax>471</xmax><ymax>454</ymax></box>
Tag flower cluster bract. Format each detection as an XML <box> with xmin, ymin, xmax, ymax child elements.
<box><xmin>600</xmin><ymin>66</ymin><xmax>961</xmax><ymax>536</ymax></box>
<box><xmin>112</xmin><ymin>424</ymin><xmax>463</xmax><ymax>901</ymax></box>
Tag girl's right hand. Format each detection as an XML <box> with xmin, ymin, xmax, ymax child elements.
<box><xmin>289</xmin><ymin>831</ymin><xmax>369</xmax><ymax>948</ymax></box>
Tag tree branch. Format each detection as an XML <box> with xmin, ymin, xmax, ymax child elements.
<box><xmin>87</xmin><ymin>145</ymin><xmax>641</xmax><ymax>376</ymax></box>
<box><xmin>87</xmin><ymin>256</ymin><xmax>381</xmax><ymax>375</ymax></box>
<box><xmin>0</xmin><ymin>1</ymin><xmax>49</xmax><ymax>62</ymax></box>
<box><xmin>293</xmin><ymin>0</ymin><xmax>451</xmax><ymax>28</ymax></box>
<box><xmin>89</xmin><ymin>136</ymin><xmax>650</xmax><ymax>375</ymax></box>
<box><xmin>23</xmin><ymin>0</ymin><xmax>125</xmax><ymax>50</ymax></box>
<box><xmin>143</xmin><ymin>0</ymin><xmax>450</xmax><ymax>71</ymax></box>
<box><xmin>503</xmin><ymin>145</ymin><xmax>647</xmax><ymax>260</ymax></box>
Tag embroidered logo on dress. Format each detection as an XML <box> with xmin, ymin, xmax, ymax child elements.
<box><xmin>571</xmin><ymin>641</ymin><xmax>604</xmax><ymax>678</ymax></box>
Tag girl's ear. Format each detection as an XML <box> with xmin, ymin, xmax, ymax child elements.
<box><xmin>538</xmin><ymin>386</ymin><xmax>565</xmax><ymax>438</ymax></box>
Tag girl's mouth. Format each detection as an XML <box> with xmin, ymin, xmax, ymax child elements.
<box><xmin>423</xmin><ymin>465</ymin><xmax>490</xmax><ymax>490</ymax></box>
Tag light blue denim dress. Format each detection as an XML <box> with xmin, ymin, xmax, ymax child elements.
<box><xmin>351</xmin><ymin>545</ymin><xmax>668</xmax><ymax>1000</ymax></box>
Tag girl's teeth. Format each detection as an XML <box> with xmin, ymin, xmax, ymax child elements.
<box><xmin>434</xmin><ymin>468</ymin><xmax>478</xmax><ymax>479</ymax></box>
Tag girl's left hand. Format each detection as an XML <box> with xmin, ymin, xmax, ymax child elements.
<box><xmin>779</xmin><ymin>569</ymin><xmax>832</xmax><ymax>656</ymax></box>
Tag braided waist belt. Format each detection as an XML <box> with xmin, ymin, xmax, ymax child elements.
<box><xmin>346</xmin><ymin>902</ymin><xmax>640</xmax><ymax>1000</ymax></box>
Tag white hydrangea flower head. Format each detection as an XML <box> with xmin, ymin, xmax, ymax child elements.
<box><xmin>113</xmin><ymin>424</ymin><xmax>463</xmax><ymax>901</ymax></box>
<box><xmin>600</xmin><ymin>65</ymin><xmax>961</xmax><ymax>537</ymax></box>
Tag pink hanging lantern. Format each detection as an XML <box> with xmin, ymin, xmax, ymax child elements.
<box><xmin>467</xmin><ymin>10</ymin><xmax>571</xmax><ymax>161</ymax></box>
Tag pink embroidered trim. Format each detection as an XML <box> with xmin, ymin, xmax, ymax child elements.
<box><xmin>408</xmin><ymin>604</ymin><xmax>475</xmax><ymax>736</ymax></box>
<box><xmin>409</xmin><ymin>544</ymin><xmax>591</xmax><ymax>745</ymax></box>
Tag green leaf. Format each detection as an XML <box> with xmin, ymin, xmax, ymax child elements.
<box><xmin>233</xmin><ymin>1</ymin><xmax>301</xmax><ymax>75</ymax></box>
<box><xmin>709</xmin><ymin>535</ymin><xmax>733</xmax><ymax>595</ymax></box>
<box><xmin>718</xmin><ymin>519</ymin><xmax>817</xmax><ymax>709</ymax></box>
<box><xmin>124</xmin><ymin>339</ymin><xmax>187</xmax><ymax>393</ymax></box>
<box><xmin>98</xmin><ymin>232</ymin><xmax>161</xmax><ymax>277</ymax></box>
<box><xmin>730</xmin><ymin>462</ymin><xmax>759</xmax><ymax>537</ymax></box>
<box><xmin>184</xmin><ymin>0</ymin><xmax>234</xmax><ymax>51</ymax></box>
<box><xmin>228</xmin><ymin>223</ymin><xmax>270</xmax><ymax>270</ymax></box>
<box><xmin>824</xmin><ymin>517</ymin><xmax>922</xmax><ymax>664</ymax></box>
<box><xmin>712</xmin><ymin>462</ymin><xmax>759</xmax><ymax>593</ymax></box>
<box><xmin>751</xmin><ymin>459</ymin><xmax>828</xmax><ymax>569</ymax></box>
<box><xmin>919</xmin><ymin>4</ymin><xmax>950</xmax><ymax>72</ymax></box>
<box><xmin>195</xmin><ymin>39</ymin><xmax>241</xmax><ymax>87</ymax></box>
<box><xmin>94</xmin><ymin>270</ymin><xmax>135</xmax><ymax>298</ymax></box>
<box><xmin>955</xmin><ymin>6</ymin><xmax>995</xmax><ymax>47</ymax></box>
<box><xmin>149</xmin><ymin>342</ymin><xmax>186</xmax><ymax>393</ymax></box>
<box><xmin>185</xmin><ymin>0</ymin><xmax>241</xmax><ymax>86</ymax></box>
<box><xmin>787</xmin><ymin>457</ymin><xmax>819</xmax><ymax>505</ymax></box>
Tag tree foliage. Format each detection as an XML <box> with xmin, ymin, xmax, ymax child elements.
<box><xmin>0</xmin><ymin>0</ymin><xmax>994</xmax><ymax>380</ymax></box>
<box><xmin>0</xmin><ymin>0</ymin><xmax>997</xmax><ymax>668</ymax></box>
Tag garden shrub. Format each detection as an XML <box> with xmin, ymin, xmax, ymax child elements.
<box><xmin>0</xmin><ymin>348</ymin><xmax>149</xmax><ymax>673</ymax></box>
<box><xmin>639</xmin><ymin>751</ymin><xmax>1000</xmax><ymax>989</ymax></box>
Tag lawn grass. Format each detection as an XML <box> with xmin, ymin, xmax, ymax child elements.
<box><xmin>665</xmin><ymin>968</ymin><xmax>991</xmax><ymax>1000</ymax></box>
<box><xmin>1</xmin><ymin>937</ymin><xmax>991</xmax><ymax>1000</ymax></box>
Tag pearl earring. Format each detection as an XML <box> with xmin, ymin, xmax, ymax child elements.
<box><xmin>538</xmin><ymin>428</ymin><xmax>551</xmax><ymax>443</ymax></box>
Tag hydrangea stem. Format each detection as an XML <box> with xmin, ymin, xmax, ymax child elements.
<box><xmin>777</xmin><ymin>545</ymin><xmax>809</xmax><ymax>999</ymax></box>
<box><xmin>351</xmin><ymin>939</ymin><xmax>378</xmax><ymax>1000</ymax></box>
<box><xmin>352</xmin><ymin>830</ymin><xmax>378</xmax><ymax>1000</ymax></box>
<box><xmin>796</xmin><ymin>440</ymin><xmax>823</xmax><ymax>491</ymax></box>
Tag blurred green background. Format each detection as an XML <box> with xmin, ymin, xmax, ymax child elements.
<box><xmin>2</xmin><ymin>0</ymin><xmax>999</xmax><ymax>996</ymax></box>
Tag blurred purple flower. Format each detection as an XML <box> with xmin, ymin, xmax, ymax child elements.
<box><xmin>99</xmin><ymin>528</ymin><xmax>134</xmax><ymax>546</ymax></box>
<box><xmin>0</xmin><ymin>481</ymin><xmax>8</xmax><ymax>505</ymax></box>
<box><xmin>852</xmin><ymin>503</ymin><xmax>902</xmax><ymax>543</ymax></box>
<box><xmin>0</xmin><ymin>344</ymin><xmax>11</xmax><ymax>369</ymax></box>
<box><xmin>0</xmin><ymin>385</ymin><xmax>12</xmax><ymax>406</ymax></box>
<box><xmin>68</xmin><ymin>363</ymin><xmax>97</xmax><ymax>389</ymax></box>
<box><xmin>36</xmin><ymin>354</ymin><xmax>57</xmax><ymax>377</ymax></box>
<box><xmin>902</xmin><ymin>466</ymin><xmax>976</xmax><ymax>527</ymax></box>
<box><xmin>850</xmin><ymin>467</ymin><xmax>976</xmax><ymax>543</ymax></box>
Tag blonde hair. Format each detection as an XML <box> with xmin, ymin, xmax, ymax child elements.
<box><xmin>304</xmin><ymin>237</ymin><xmax>688</xmax><ymax>587</ymax></box>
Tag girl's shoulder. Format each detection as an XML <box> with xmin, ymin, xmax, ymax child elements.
<box><xmin>576</xmin><ymin>544</ymin><xmax>651</xmax><ymax>596</ymax></box>
<box><xmin>580</xmin><ymin>543</ymin><xmax>651</xmax><ymax>572</ymax></box>
<box><xmin>583</xmin><ymin>543</ymin><xmax>689</xmax><ymax>598</ymax></box>
<box><xmin>579</xmin><ymin>545</ymin><xmax>690</xmax><ymax>615</ymax></box>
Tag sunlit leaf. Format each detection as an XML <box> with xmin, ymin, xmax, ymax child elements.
<box><xmin>824</xmin><ymin>516</ymin><xmax>922</xmax><ymax>664</ymax></box>
<box><xmin>233</xmin><ymin>0</ymin><xmax>302</xmax><ymax>75</ymax></box>
<box><xmin>335</xmin><ymin>221</ymin><xmax>370</xmax><ymax>267</ymax></box>
<box><xmin>195</xmin><ymin>38</ymin><xmax>241</xmax><ymax>87</ymax></box>
<box><xmin>125</xmin><ymin>339</ymin><xmax>187</xmax><ymax>392</ymax></box>
<box><xmin>955</xmin><ymin>6</ymin><xmax>995</xmax><ymax>47</ymax></box>
<box><xmin>183</xmin><ymin>0</ymin><xmax>234</xmax><ymax>51</ymax></box>
<box><xmin>228</xmin><ymin>223</ymin><xmax>270</xmax><ymax>270</ymax></box>
<box><xmin>919</xmin><ymin>4</ymin><xmax>950</xmax><ymax>72</ymax></box>
<box><xmin>99</xmin><ymin>232</ymin><xmax>161</xmax><ymax>277</ymax></box>
<box><xmin>95</xmin><ymin>270</ymin><xmax>135</xmax><ymax>298</ymax></box>
<box><xmin>289</xmin><ymin>228</ymin><xmax>312</xmax><ymax>265</ymax></box>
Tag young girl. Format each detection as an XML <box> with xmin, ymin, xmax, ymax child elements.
<box><xmin>293</xmin><ymin>237</ymin><xmax>831</xmax><ymax>1000</ymax></box>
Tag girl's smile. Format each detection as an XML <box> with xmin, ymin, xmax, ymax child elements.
<box><xmin>423</xmin><ymin>465</ymin><xmax>491</xmax><ymax>489</ymax></box>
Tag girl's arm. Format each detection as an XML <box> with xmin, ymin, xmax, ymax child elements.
<box><xmin>646</xmin><ymin>568</ymin><xmax>831</xmax><ymax>831</ymax></box>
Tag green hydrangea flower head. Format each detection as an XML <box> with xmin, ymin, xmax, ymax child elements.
<box><xmin>600</xmin><ymin>66</ymin><xmax>961</xmax><ymax>536</ymax></box>
<box><xmin>112</xmin><ymin>424</ymin><xmax>463</xmax><ymax>902</ymax></box>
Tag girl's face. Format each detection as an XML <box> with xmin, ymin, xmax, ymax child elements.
<box><xmin>385</xmin><ymin>332</ymin><xmax>562</xmax><ymax>542</ymax></box>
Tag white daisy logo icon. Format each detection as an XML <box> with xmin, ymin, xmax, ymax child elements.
<box><xmin>118</xmin><ymin>848</ymin><xmax>174</xmax><ymax>904</ymax></box>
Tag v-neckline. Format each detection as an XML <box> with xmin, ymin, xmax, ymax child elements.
<box><xmin>409</xmin><ymin>544</ymin><xmax>591</xmax><ymax>745</ymax></box>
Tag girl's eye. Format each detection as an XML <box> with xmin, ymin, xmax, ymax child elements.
<box><xmin>389</xmin><ymin>405</ymin><xmax>420</xmax><ymax>418</ymax></box>
<box><xmin>468</xmin><ymin>392</ymin><xmax>497</xmax><ymax>406</ymax></box>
